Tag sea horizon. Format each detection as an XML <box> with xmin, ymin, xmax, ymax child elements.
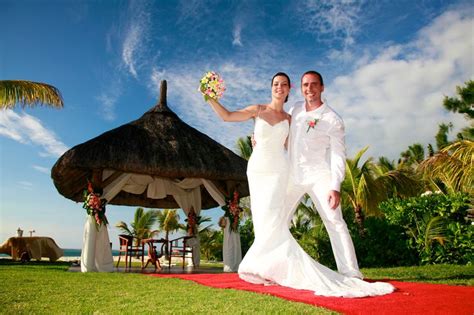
<box><xmin>0</xmin><ymin>248</ymin><xmax>123</xmax><ymax>258</ymax></box>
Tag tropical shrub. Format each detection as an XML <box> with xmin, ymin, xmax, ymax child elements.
<box><xmin>239</xmin><ymin>217</ymin><xmax>255</xmax><ymax>257</ymax></box>
<box><xmin>293</xmin><ymin>224</ymin><xmax>336</xmax><ymax>269</ymax></box>
<box><xmin>200</xmin><ymin>229</ymin><xmax>223</xmax><ymax>261</ymax></box>
<box><xmin>351</xmin><ymin>217</ymin><xmax>418</xmax><ymax>267</ymax></box>
<box><xmin>379</xmin><ymin>192</ymin><xmax>473</xmax><ymax>265</ymax></box>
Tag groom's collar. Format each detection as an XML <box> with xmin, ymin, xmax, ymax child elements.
<box><xmin>303</xmin><ymin>99</ymin><xmax>328</xmax><ymax>114</ymax></box>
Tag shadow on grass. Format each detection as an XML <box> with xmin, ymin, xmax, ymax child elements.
<box><xmin>0</xmin><ymin>258</ymin><xmax>71</xmax><ymax>269</ymax></box>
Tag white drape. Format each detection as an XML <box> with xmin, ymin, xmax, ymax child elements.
<box><xmin>80</xmin><ymin>216</ymin><xmax>114</xmax><ymax>272</ymax></box>
<box><xmin>101</xmin><ymin>169</ymin><xmax>240</xmax><ymax>271</ymax></box>
<box><xmin>223</xmin><ymin>217</ymin><xmax>242</xmax><ymax>272</ymax></box>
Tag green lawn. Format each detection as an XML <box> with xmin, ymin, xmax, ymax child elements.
<box><xmin>0</xmin><ymin>259</ymin><xmax>472</xmax><ymax>314</ymax></box>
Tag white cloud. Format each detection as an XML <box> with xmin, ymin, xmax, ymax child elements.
<box><xmin>98</xmin><ymin>0</ymin><xmax>155</xmax><ymax>122</ymax></box>
<box><xmin>327</xmin><ymin>9</ymin><xmax>473</xmax><ymax>160</ymax></box>
<box><xmin>232</xmin><ymin>23</ymin><xmax>243</xmax><ymax>46</ymax></box>
<box><xmin>176</xmin><ymin>0</ymin><xmax>210</xmax><ymax>27</ymax></box>
<box><xmin>147</xmin><ymin>41</ymin><xmax>293</xmax><ymax>153</ymax></box>
<box><xmin>96</xmin><ymin>84</ymin><xmax>120</xmax><ymax>122</ymax></box>
<box><xmin>0</xmin><ymin>110</ymin><xmax>69</xmax><ymax>158</ymax></box>
<box><xmin>122</xmin><ymin>24</ymin><xmax>141</xmax><ymax>78</ymax></box>
<box><xmin>32</xmin><ymin>165</ymin><xmax>50</xmax><ymax>174</ymax></box>
<box><xmin>299</xmin><ymin>0</ymin><xmax>365</xmax><ymax>47</ymax></box>
<box><xmin>121</xmin><ymin>0</ymin><xmax>152</xmax><ymax>79</ymax></box>
<box><xmin>17</xmin><ymin>181</ymin><xmax>33</xmax><ymax>190</ymax></box>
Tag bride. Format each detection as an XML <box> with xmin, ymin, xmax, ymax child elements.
<box><xmin>204</xmin><ymin>72</ymin><xmax>394</xmax><ymax>297</ymax></box>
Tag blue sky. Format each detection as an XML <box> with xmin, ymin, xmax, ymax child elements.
<box><xmin>1</xmin><ymin>0</ymin><xmax>472</xmax><ymax>250</ymax></box>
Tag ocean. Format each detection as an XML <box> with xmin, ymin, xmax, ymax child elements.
<box><xmin>63</xmin><ymin>248</ymin><xmax>121</xmax><ymax>257</ymax></box>
<box><xmin>0</xmin><ymin>249</ymin><xmax>122</xmax><ymax>258</ymax></box>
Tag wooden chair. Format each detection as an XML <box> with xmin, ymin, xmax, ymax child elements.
<box><xmin>168</xmin><ymin>235</ymin><xmax>195</xmax><ymax>270</ymax></box>
<box><xmin>116</xmin><ymin>234</ymin><xmax>144</xmax><ymax>269</ymax></box>
<box><xmin>142</xmin><ymin>238</ymin><xmax>167</xmax><ymax>271</ymax></box>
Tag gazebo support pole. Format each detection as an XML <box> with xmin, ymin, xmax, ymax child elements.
<box><xmin>91</xmin><ymin>169</ymin><xmax>103</xmax><ymax>191</ymax></box>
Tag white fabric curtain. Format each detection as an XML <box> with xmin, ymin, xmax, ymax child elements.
<box><xmin>101</xmin><ymin>169</ymin><xmax>240</xmax><ymax>271</ymax></box>
<box><xmin>223</xmin><ymin>217</ymin><xmax>242</xmax><ymax>272</ymax></box>
<box><xmin>80</xmin><ymin>216</ymin><xmax>114</xmax><ymax>272</ymax></box>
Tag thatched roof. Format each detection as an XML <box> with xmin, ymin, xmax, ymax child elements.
<box><xmin>51</xmin><ymin>81</ymin><xmax>249</xmax><ymax>209</ymax></box>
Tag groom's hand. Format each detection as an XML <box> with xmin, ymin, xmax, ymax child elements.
<box><xmin>328</xmin><ymin>190</ymin><xmax>341</xmax><ymax>210</ymax></box>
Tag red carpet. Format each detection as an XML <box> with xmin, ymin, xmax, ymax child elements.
<box><xmin>149</xmin><ymin>273</ymin><xmax>474</xmax><ymax>314</ymax></box>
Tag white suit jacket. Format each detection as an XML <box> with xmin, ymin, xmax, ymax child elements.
<box><xmin>288</xmin><ymin>100</ymin><xmax>346</xmax><ymax>191</ymax></box>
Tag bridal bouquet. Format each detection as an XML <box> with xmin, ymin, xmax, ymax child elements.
<box><xmin>83</xmin><ymin>181</ymin><xmax>108</xmax><ymax>229</ymax></box>
<box><xmin>221</xmin><ymin>190</ymin><xmax>242</xmax><ymax>232</ymax></box>
<box><xmin>199</xmin><ymin>71</ymin><xmax>226</xmax><ymax>101</ymax></box>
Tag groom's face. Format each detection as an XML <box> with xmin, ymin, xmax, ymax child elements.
<box><xmin>301</xmin><ymin>74</ymin><xmax>324</xmax><ymax>103</ymax></box>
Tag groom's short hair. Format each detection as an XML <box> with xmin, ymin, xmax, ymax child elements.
<box><xmin>301</xmin><ymin>71</ymin><xmax>324</xmax><ymax>86</ymax></box>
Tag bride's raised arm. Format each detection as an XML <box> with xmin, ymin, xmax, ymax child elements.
<box><xmin>206</xmin><ymin>98</ymin><xmax>258</xmax><ymax>122</ymax></box>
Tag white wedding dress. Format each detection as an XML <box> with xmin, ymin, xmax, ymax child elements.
<box><xmin>238</xmin><ymin>116</ymin><xmax>395</xmax><ymax>297</ymax></box>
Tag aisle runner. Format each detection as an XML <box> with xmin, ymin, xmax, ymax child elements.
<box><xmin>149</xmin><ymin>273</ymin><xmax>474</xmax><ymax>315</ymax></box>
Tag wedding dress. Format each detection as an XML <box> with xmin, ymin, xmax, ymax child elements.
<box><xmin>238</xmin><ymin>116</ymin><xmax>395</xmax><ymax>297</ymax></box>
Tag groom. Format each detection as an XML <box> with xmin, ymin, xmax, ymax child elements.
<box><xmin>285</xmin><ymin>70</ymin><xmax>363</xmax><ymax>279</ymax></box>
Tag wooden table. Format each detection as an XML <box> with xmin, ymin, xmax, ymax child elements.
<box><xmin>0</xmin><ymin>237</ymin><xmax>64</xmax><ymax>261</ymax></box>
<box><xmin>141</xmin><ymin>238</ymin><xmax>168</xmax><ymax>270</ymax></box>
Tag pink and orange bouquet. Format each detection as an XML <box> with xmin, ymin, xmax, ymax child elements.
<box><xmin>199</xmin><ymin>71</ymin><xmax>226</xmax><ymax>101</ymax></box>
<box><xmin>83</xmin><ymin>181</ymin><xmax>108</xmax><ymax>229</ymax></box>
<box><xmin>185</xmin><ymin>207</ymin><xmax>200</xmax><ymax>236</ymax></box>
<box><xmin>221</xmin><ymin>190</ymin><xmax>242</xmax><ymax>232</ymax></box>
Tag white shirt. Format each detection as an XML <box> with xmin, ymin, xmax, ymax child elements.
<box><xmin>288</xmin><ymin>100</ymin><xmax>346</xmax><ymax>191</ymax></box>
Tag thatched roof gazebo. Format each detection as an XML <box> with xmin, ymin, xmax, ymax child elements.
<box><xmin>51</xmin><ymin>80</ymin><xmax>249</xmax><ymax>210</ymax></box>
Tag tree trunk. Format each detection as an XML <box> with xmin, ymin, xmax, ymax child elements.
<box><xmin>354</xmin><ymin>205</ymin><xmax>366</xmax><ymax>236</ymax></box>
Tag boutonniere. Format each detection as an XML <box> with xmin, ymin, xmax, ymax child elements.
<box><xmin>306</xmin><ymin>118</ymin><xmax>319</xmax><ymax>133</ymax></box>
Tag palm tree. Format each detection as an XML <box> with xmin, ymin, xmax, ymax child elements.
<box><xmin>343</xmin><ymin>147</ymin><xmax>422</xmax><ymax>234</ymax></box>
<box><xmin>236</xmin><ymin>135</ymin><xmax>253</xmax><ymax>217</ymax></box>
<box><xmin>236</xmin><ymin>135</ymin><xmax>253</xmax><ymax>161</ymax></box>
<box><xmin>199</xmin><ymin>229</ymin><xmax>223</xmax><ymax>261</ymax></box>
<box><xmin>156</xmin><ymin>209</ymin><xmax>181</xmax><ymax>244</ymax></box>
<box><xmin>181</xmin><ymin>214</ymin><xmax>213</xmax><ymax>236</ymax></box>
<box><xmin>375</xmin><ymin>156</ymin><xmax>423</xmax><ymax>199</ymax></box>
<box><xmin>442</xmin><ymin>80</ymin><xmax>473</xmax><ymax>141</ymax></box>
<box><xmin>418</xmin><ymin>140</ymin><xmax>473</xmax><ymax>194</ymax></box>
<box><xmin>0</xmin><ymin>80</ymin><xmax>64</xmax><ymax>109</ymax></box>
<box><xmin>435</xmin><ymin>122</ymin><xmax>453</xmax><ymax>150</ymax></box>
<box><xmin>399</xmin><ymin>143</ymin><xmax>425</xmax><ymax>167</ymax></box>
<box><xmin>289</xmin><ymin>194</ymin><xmax>319</xmax><ymax>239</ymax></box>
<box><xmin>343</xmin><ymin>147</ymin><xmax>386</xmax><ymax>232</ymax></box>
<box><xmin>115</xmin><ymin>207</ymin><xmax>159</xmax><ymax>246</ymax></box>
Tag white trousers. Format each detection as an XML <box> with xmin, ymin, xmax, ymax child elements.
<box><xmin>284</xmin><ymin>171</ymin><xmax>363</xmax><ymax>278</ymax></box>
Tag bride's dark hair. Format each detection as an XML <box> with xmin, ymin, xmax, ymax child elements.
<box><xmin>271</xmin><ymin>72</ymin><xmax>291</xmax><ymax>103</ymax></box>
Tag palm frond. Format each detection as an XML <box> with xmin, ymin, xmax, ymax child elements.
<box><xmin>423</xmin><ymin>216</ymin><xmax>447</xmax><ymax>250</ymax></box>
<box><xmin>352</xmin><ymin>146</ymin><xmax>369</xmax><ymax>166</ymax></box>
<box><xmin>419</xmin><ymin>140</ymin><xmax>473</xmax><ymax>194</ymax></box>
<box><xmin>115</xmin><ymin>221</ymin><xmax>132</xmax><ymax>235</ymax></box>
<box><xmin>0</xmin><ymin>80</ymin><xmax>64</xmax><ymax>109</ymax></box>
<box><xmin>236</xmin><ymin>136</ymin><xmax>253</xmax><ymax>161</ymax></box>
<box><xmin>380</xmin><ymin>169</ymin><xmax>423</xmax><ymax>197</ymax></box>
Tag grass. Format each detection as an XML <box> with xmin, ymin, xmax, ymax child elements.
<box><xmin>0</xmin><ymin>259</ymin><xmax>472</xmax><ymax>314</ymax></box>
<box><xmin>362</xmin><ymin>264</ymin><xmax>474</xmax><ymax>286</ymax></box>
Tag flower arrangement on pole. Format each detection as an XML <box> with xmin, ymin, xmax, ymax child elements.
<box><xmin>220</xmin><ymin>190</ymin><xmax>242</xmax><ymax>232</ymax></box>
<box><xmin>83</xmin><ymin>181</ymin><xmax>108</xmax><ymax>230</ymax></box>
<box><xmin>185</xmin><ymin>207</ymin><xmax>200</xmax><ymax>236</ymax></box>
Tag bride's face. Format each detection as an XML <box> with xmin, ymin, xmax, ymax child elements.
<box><xmin>271</xmin><ymin>76</ymin><xmax>290</xmax><ymax>101</ymax></box>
